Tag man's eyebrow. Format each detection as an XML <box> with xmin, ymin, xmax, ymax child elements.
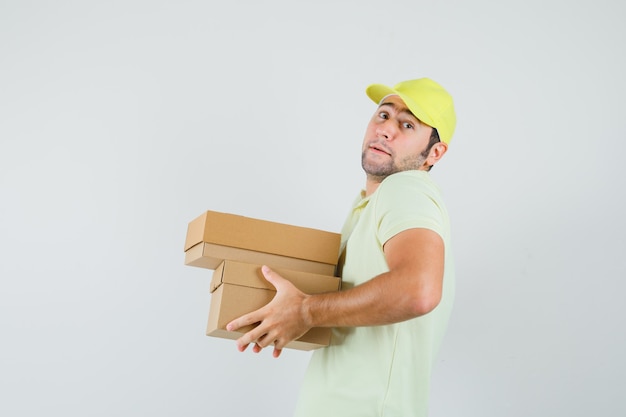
<box><xmin>378</xmin><ymin>102</ymin><xmax>418</xmax><ymax>121</ymax></box>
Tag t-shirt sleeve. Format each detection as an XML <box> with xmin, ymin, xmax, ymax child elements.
<box><xmin>373</xmin><ymin>172</ymin><xmax>446</xmax><ymax>246</ymax></box>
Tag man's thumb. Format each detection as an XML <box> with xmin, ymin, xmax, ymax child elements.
<box><xmin>261</xmin><ymin>265</ymin><xmax>279</xmax><ymax>286</ymax></box>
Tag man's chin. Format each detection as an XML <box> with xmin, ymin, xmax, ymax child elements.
<box><xmin>362</xmin><ymin>162</ymin><xmax>395</xmax><ymax>179</ymax></box>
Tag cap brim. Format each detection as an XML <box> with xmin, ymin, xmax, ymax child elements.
<box><xmin>365</xmin><ymin>84</ymin><xmax>435</xmax><ymax>129</ymax></box>
<box><xmin>366</xmin><ymin>84</ymin><xmax>396</xmax><ymax>105</ymax></box>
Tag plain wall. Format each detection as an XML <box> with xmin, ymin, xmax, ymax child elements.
<box><xmin>1</xmin><ymin>1</ymin><xmax>625</xmax><ymax>416</ymax></box>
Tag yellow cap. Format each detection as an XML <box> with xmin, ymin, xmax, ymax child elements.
<box><xmin>366</xmin><ymin>78</ymin><xmax>457</xmax><ymax>144</ymax></box>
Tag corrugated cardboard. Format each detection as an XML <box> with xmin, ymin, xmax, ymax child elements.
<box><xmin>207</xmin><ymin>260</ymin><xmax>341</xmax><ymax>351</ymax></box>
<box><xmin>184</xmin><ymin>211</ymin><xmax>341</xmax><ymax>274</ymax></box>
<box><xmin>185</xmin><ymin>242</ymin><xmax>337</xmax><ymax>275</ymax></box>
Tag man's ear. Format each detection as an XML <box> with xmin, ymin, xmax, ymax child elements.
<box><xmin>427</xmin><ymin>142</ymin><xmax>448</xmax><ymax>166</ymax></box>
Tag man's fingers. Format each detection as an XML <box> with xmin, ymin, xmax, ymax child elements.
<box><xmin>272</xmin><ymin>347</ymin><xmax>283</xmax><ymax>358</ymax></box>
<box><xmin>226</xmin><ymin>310</ymin><xmax>261</xmax><ymax>332</ymax></box>
<box><xmin>252</xmin><ymin>342</ymin><xmax>283</xmax><ymax>357</ymax></box>
<box><xmin>235</xmin><ymin>326</ymin><xmax>267</xmax><ymax>350</ymax></box>
<box><xmin>228</xmin><ymin>266</ymin><xmax>302</xmax><ymax>357</ymax></box>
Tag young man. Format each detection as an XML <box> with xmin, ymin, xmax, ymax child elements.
<box><xmin>227</xmin><ymin>77</ymin><xmax>457</xmax><ymax>417</ymax></box>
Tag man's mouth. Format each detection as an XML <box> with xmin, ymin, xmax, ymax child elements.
<box><xmin>369</xmin><ymin>144</ymin><xmax>391</xmax><ymax>156</ymax></box>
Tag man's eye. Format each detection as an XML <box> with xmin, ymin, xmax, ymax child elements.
<box><xmin>403</xmin><ymin>122</ymin><xmax>414</xmax><ymax>129</ymax></box>
<box><xmin>379</xmin><ymin>112</ymin><xmax>389</xmax><ymax>119</ymax></box>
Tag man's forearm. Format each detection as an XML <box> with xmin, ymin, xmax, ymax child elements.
<box><xmin>302</xmin><ymin>268</ymin><xmax>441</xmax><ymax>328</ymax></box>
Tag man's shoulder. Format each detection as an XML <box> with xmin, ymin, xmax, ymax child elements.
<box><xmin>377</xmin><ymin>170</ymin><xmax>440</xmax><ymax>197</ymax></box>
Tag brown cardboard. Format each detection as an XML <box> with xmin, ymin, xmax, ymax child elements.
<box><xmin>185</xmin><ymin>242</ymin><xmax>337</xmax><ymax>275</ymax></box>
<box><xmin>184</xmin><ymin>211</ymin><xmax>341</xmax><ymax>272</ymax></box>
<box><xmin>207</xmin><ymin>260</ymin><xmax>341</xmax><ymax>351</ymax></box>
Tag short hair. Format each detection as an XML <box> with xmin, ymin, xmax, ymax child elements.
<box><xmin>429</xmin><ymin>127</ymin><xmax>440</xmax><ymax>148</ymax></box>
<box><xmin>422</xmin><ymin>128</ymin><xmax>441</xmax><ymax>171</ymax></box>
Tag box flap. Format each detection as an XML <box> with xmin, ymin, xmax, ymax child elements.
<box><xmin>209</xmin><ymin>261</ymin><xmax>226</xmax><ymax>293</ymax></box>
<box><xmin>212</xmin><ymin>260</ymin><xmax>340</xmax><ymax>294</ymax></box>
<box><xmin>185</xmin><ymin>242</ymin><xmax>337</xmax><ymax>276</ymax></box>
<box><xmin>184</xmin><ymin>210</ymin><xmax>341</xmax><ymax>265</ymax></box>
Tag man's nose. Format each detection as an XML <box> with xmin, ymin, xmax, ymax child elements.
<box><xmin>376</xmin><ymin>121</ymin><xmax>396</xmax><ymax>141</ymax></box>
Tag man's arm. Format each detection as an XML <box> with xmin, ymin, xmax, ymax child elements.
<box><xmin>226</xmin><ymin>227</ymin><xmax>445</xmax><ymax>357</ymax></box>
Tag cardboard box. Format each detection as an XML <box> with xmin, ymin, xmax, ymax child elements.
<box><xmin>207</xmin><ymin>260</ymin><xmax>341</xmax><ymax>350</ymax></box>
<box><xmin>184</xmin><ymin>210</ymin><xmax>341</xmax><ymax>275</ymax></box>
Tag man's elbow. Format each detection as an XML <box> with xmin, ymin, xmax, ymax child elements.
<box><xmin>408</xmin><ymin>290</ymin><xmax>442</xmax><ymax>317</ymax></box>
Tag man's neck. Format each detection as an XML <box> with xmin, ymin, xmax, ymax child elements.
<box><xmin>365</xmin><ymin>176</ymin><xmax>383</xmax><ymax>197</ymax></box>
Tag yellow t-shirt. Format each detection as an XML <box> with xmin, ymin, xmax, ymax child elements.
<box><xmin>294</xmin><ymin>170</ymin><xmax>455</xmax><ymax>417</ymax></box>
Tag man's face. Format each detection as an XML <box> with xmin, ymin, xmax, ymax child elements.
<box><xmin>361</xmin><ymin>95</ymin><xmax>434</xmax><ymax>180</ymax></box>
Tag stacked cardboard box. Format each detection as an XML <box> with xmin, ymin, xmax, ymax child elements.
<box><xmin>184</xmin><ymin>210</ymin><xmax>342</xmax><ymax>350</ymax></box>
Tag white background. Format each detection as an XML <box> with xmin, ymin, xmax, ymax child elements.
<box><xmin>1</xmin><ymin>1</ymin><xmax>625</xmax><ymax>416</ymax></box>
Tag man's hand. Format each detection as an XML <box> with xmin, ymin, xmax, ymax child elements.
<box><xmin>226</xmin><ymin>265</ymin><xmax>311</xmax><ymax>358</ymax></box>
